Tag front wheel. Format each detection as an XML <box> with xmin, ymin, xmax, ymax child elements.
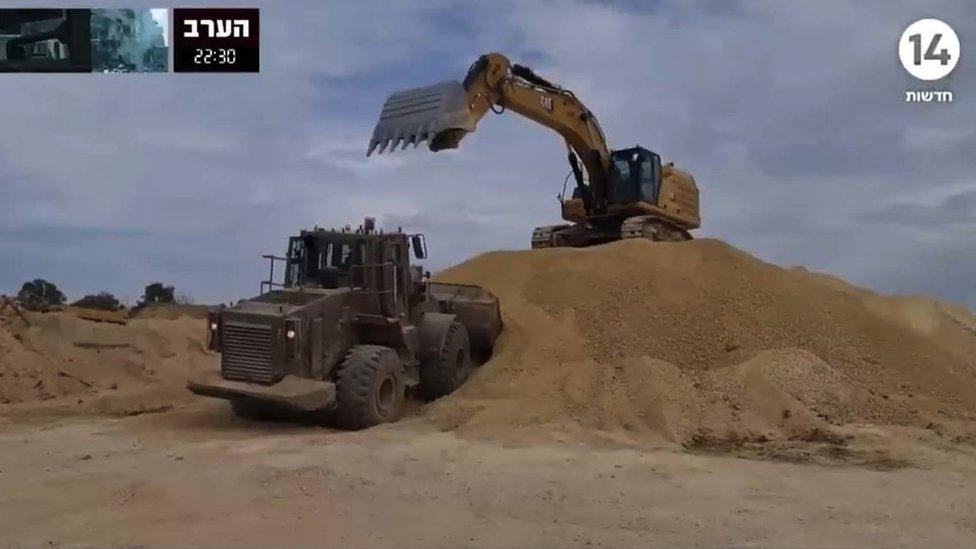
<box><xmin>420</xmin><ymin>322</ymin><xmax>472</xmax><ymax>400</ymax></box>
<box><xmin>335</xmin><ymin>345</ymin><xmax>405</xmax><ymax>430</ymax></box>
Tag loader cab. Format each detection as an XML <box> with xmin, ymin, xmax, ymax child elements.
<box><xmin>284</xmin><ymin>232</ymin><xmax>369</xmax><ymax>290</ymax></box>
<box><xmin>608</xmin><ymin>146</ymin><xmax>662</xmax><ymax>205</ymax></box>
<box><xmin>282</xmin><ymin>226</ymin><xmax>426</xmax><ymax>318</ymax></box>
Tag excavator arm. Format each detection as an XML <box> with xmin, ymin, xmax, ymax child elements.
<box><xmin>368</xmin><ymin>53</ymin><xmax>613</xmax><ymax>213</ymax></box>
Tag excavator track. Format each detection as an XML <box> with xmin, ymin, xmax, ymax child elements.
<box><xmin>531</xmin><ymin>224</ymin><xmax>570</xmax><ymax>249</ymax></box>
<box><xmin>620</xmin><ymin>216</ymin><xmax>692</xmax><ymax>242</ymax></box>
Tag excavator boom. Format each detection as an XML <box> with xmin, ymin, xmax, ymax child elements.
<box><xmin>367</xmin><ymin>52</ymin><xmax>701</xmax><ymax>246</ymax></box>
<box><xmin>368</xmin><ymin>53</ymin><xmax>614</xmax><ymax>212</ymax></box>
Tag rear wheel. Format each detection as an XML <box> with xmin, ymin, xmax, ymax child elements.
<box><xmin>335</xmin><ymin>345</ymin><xmax>404</xmax><ymax>430</ymax></box>
<box><xmin>420</xmin><ymin>322</ymin><xmax>472</xmax><ymax>400</ymax></box>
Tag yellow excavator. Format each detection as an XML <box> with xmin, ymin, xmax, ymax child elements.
<box><xmin>367</xmin><ymin>53</ymin><xmax>700</xmax><ymax>248</ymax></box>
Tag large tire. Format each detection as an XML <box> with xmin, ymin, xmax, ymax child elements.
<box><xmin>420</xmin><ymin>322</ymin><xmax>472</xmax><ymax>401</ymax></box>
<box><xmin>335</xmin><ymin>345</ymin><xmax>404</xmax><ymax>430</ymax></box>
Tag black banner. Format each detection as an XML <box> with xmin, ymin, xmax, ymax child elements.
<box><xmin>173</xmin><ymin>8</ymin><xmax>260</xmax><ymax>73</ymax></box>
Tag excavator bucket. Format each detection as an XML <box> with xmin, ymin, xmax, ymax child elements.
<box><xmin>367</xmin><ymin>80</ymin><xmax>475</xmax><ymax>156</ymax></box>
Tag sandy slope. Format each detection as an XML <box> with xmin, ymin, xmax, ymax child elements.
<box><xmin>0</xmin><ymin>307</ymin><xmax>214</xmax><ymax>417</ymax></box>
<box><xmin>430</xmin><ymin>238</ymin><xmax>976</xmax><ymax>452</ymax></box>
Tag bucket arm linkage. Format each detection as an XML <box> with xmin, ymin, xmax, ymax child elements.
<box><xmin>368</xmin><ymin>53</ymin><xmax>614</xmax><ymax>214</ymax></box>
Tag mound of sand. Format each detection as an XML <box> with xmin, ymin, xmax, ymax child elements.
<box><xmin>129</xmin><ymin>303</ymin><xmax>213</xmax><ymax>320</ymax></box>
<box><xmin>430</xmin><ymin>239</ymin><xmax>976</xmax><ymax>447</ymax></box>
<box><xmin>0</xmin><ymin>308</ymin><xmax>214</xmax><ymax>418</ymax></box>
<box><xmin>2</xmin><ymin>238</ymin><xmax>973</xmax><ymax>454</ymax></box>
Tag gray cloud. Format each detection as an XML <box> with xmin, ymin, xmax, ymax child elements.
<box><xmin>868</xmin><ymin>189</ymin><xmax>976</xmax><ymax>227</ymax></box>
<box><xmin>0</xmin><ymin>0</ymin><xmax>974</xmax><ymax>309</ymax></box>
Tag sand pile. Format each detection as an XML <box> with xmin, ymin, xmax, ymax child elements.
<box><xmin>0</xmin><ymin>307</ymin><xmax>215</xmax><ymax>417</ymax></box>
<box><xmin>129</xmin><ymin>303</ymin><xmax>213</xmax><ymax>320</ymax></box>
<box><xmin>430</xmin><ymin>238</ymin><xmax>976</xmax><ymax>447</ymax></box>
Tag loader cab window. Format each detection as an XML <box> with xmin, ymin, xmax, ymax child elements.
<box><xmin>314</xmin><ymin>241</ymin><xmax>357</xmax><ymax>271</ymax></box>
<box><xmin>391</xmin><ymin>242</ymin><xmax>402</xmax><ymax>265</ymax></box>
<box><xmin>337</xmin><ymin>244</ymin><xmax>354</xmax><ymax>270</ymax></box>
<box><xmin>299</xmin><ymin>238</ymin><xmax>363</xmax><ymax>289</ymax></box>
<box><xmin>285</xmin><ymin>237</ymin><xmax>305</xmax><ymax>287</ymax></box>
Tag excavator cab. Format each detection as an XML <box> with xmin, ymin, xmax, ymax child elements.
<box><xmin>608</xmin><ymin>147</ymin><xmax>662</xmax><ymax>205</ymax></box>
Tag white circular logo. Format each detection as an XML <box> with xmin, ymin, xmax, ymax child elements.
<box><xmin>899</xmin><ymin>18</ymin><xmax>960</xmax><ymax>81</ymax></box>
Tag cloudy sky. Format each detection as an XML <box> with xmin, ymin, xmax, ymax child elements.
<box><xmin>1</xmin><ymin>0</ymin><xmax>974</xmax><ymax>307</ymax></box>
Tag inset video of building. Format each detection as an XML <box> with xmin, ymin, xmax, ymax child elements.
<box><xmin>0</xmin><ymin>9</ymin><xmax>92</xmax><ymax>72</ymax></box>
<box><xmin>0</xmin><ymin>8</ymin><xmax>168</xmax><ymax>73</ymax></box>
<box><xmin>91</xmin><ymin>9</ymin><xmax>168</xmax><ymax>73</ymax></box>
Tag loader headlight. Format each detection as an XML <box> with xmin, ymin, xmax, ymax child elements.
<box><xmin>206</xmin><ymin>312</ymin><xmax>221</xmax><ymax>351</ymax></box>
<box><xmin>284</xmin><ymin>317</ymin><xmax>300</xmax><ymax>358</ymax></box>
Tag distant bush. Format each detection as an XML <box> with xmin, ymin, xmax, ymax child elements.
<box><xmin>142</xmin><ymin>282</ymin><xmax>175</xmax><ymax>305</ymax></box>
<box><xmin>71</xmin><ymin>292</ymin><xmax>122</xmax><ymax>311</ymax></box>
<box><xmin>18</xmin><ymin>279</ymin><xmax>66</xmax><ymax>311</ymax></box>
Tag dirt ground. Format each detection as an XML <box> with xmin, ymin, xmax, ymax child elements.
<box><xmin>2</xmin><ymin>401</ymin><xmax>976</xmax><ymax>548</ymax></box>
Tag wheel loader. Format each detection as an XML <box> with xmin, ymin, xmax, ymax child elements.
<box><xmin>187</xmin><ymin>218</ymin><xmax>502</xmax><ymax>430</ymax></box>
<box><xmin>368</xmin><ymin>52</ymin><xmax>701</xmax><ymax>247</ymax></box>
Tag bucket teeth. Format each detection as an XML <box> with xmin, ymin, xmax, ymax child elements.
<box><xmin>367</xmin><ymin>80</ymin><xmax>476</xmax><ymax>156</ymax></box>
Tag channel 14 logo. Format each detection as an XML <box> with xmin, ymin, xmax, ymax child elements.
<box><xmin>173</xmin><ymin>8</ymin><xmax>259</xmax><ymax>73</ymax></box>
<box><xmin>899</xmin><ymin>18</ymin><xmax>959</xmax><ymax>104</ymax></box>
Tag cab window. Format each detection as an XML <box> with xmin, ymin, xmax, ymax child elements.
<box><xmin>611</xmin><ymin>155</ymin><xmax>638</xmax><ymax>203</ymax></box>
<box><xmin>338</xmin><ymin>244</ymin><xmax>353</xmax><ymax>269</ymax></box>
<box><xmin>286</xmin><ymin>238</ymin><xmax>304</xmax><ymax>287</ymax></box>
<box><xmin>315</xmin><ymin>242</ymin><xmax>356</xmax><ymax>270</ymax></box>
<box><xmin>317</xmin><ymin>242</ymin><xmax>333</xmax><ymax>269</ymax></box>
<box><xmin>613</xmin><ymin>158</ymin><xmax>631</xmax><ymax>181</ymax></box>
<box><xmin>639</xmin><ymin>156</ymin><xmax>660</xmax><ymax>202</ymax></box>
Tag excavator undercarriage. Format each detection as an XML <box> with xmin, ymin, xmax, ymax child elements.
<box><xmin>531</xmin><ymin>216</ymin><xmax>691</xmax><ymax>249</ymax></box>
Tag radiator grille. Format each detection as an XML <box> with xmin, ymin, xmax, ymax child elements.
<box><xmin>221</xmin><ymin>322</ymin><xmax>276</xmax><ymax>384</ymax></box>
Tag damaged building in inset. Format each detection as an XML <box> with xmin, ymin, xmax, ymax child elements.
<box><xmin>90</xmin><ymin>9</ymin><xmax>167</xmax><ymax>73</ymax></box>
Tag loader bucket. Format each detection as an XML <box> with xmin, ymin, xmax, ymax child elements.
<box><xmin>428</xmin><ymin>282</ymin><xmax>502</xmax><ymax>355</ymax></box>
<box><xmin>367</xmin><ymin>80</ymin><xmax>475</xmax><ymax>156</ymax></box>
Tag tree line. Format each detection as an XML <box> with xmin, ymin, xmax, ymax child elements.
<box><xmin>15</xmin><ymin>279</ymin><xmax>186</xmax><ymax>311</ymax></box>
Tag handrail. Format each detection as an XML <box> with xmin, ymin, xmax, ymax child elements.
<box><xmin>260</xmin><ymin>254</ymin><xmax>289</xmax><ymax>294</ymax></box>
